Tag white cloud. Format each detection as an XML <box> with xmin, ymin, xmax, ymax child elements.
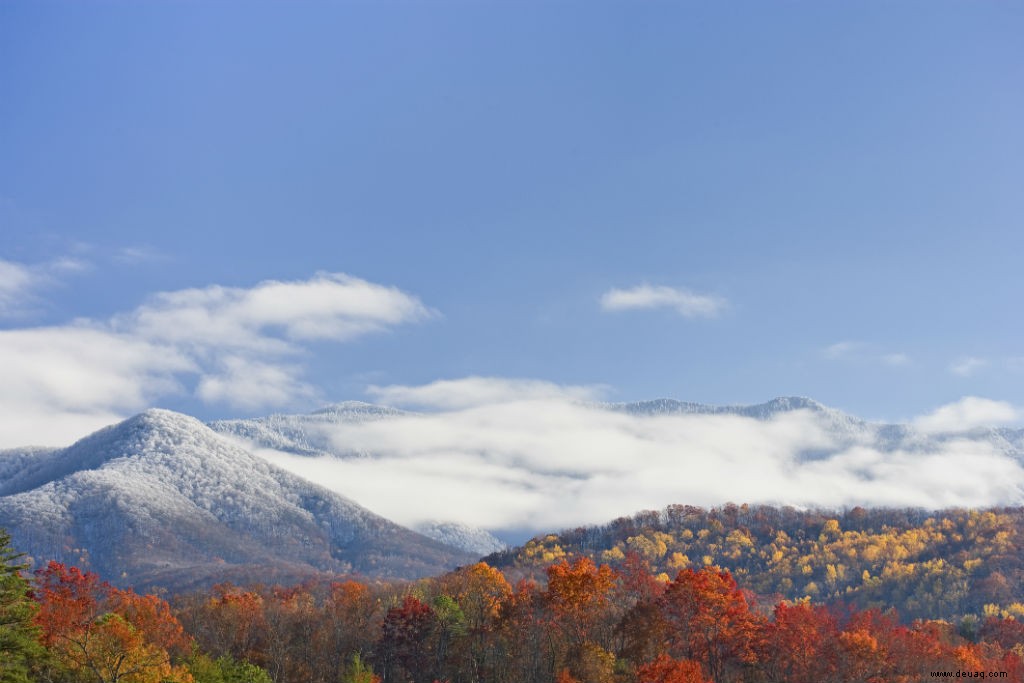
<box><xmin>113</xmin><ymin>246</ymin><xmax>164</xmax><ymax>265</ymax></box>
<box><xmin>822</xmin><ymin>341</ymin><xmax>909</xmax><ymax>367</ymax></box>
<box><xmin>196</xmin><ymin>356</ymin><xmax>317</xmax><ymax>410</ymax></box>
<box><xmin>252</xmin><ymin>380</ymin><xmax>1024</xmax><ymax>533</ymax></box>
<box><xmin>823</xmin><ymin>341</ymin><xmax>861</xmax><ymax>359</ymax></box>
<box><xmin>367</xmin><ymin>376</ymin><xmax>607</xmax><ymax>410</ymax></box>
<box><xmin>881</xmin><ymin>353</ymin><xmax>910</xmax><ymax>366</ymax></box>
<box><xmin>47</xmin><ymin>257</ymin><xmax>91</xmax><ymax>274</ymax></box>
<box><xmin>950</xmin><ymin>357</ymin><xmax>988</xmax><ymax>377</ymax></box>
<box><xmin>0</xmin><ymin>259</ymin><xmax>36</xmax><ymax>315</ymax></box>
<box><xmin>125</xmin><ymin>273</ymin><xmax>434</xmax><ymax>349</ymax></box>
<box><xmin>0</xmin><ymin>256</ymin><xmax>91</xmax><ymax>318</ymax></box>
<box><xmin>912</xmin><ymin>396</ymin><xmax>1019</xmax><ymax>435</ymax></box>
<box><xmin>0</xmin><ymin>273</ymin><xmax>433</xmax><ymax>447</ymax></box>
<box><xmin>0</xmin><ymin>325</ymin><xmax>194</xmax><ymax>447</ymax></box>
<box><xmin>600</xmin><ymin>284</ymin><xmax>726</xmax><ymax>318</ymax></box>
<box><xmin>0</xmin><ymin>326</ymin><xmax>192</xmax><ymax>409</ymax></box>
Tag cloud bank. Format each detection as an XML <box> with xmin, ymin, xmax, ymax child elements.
<box><xmin>367</xmin><ymin>376</ymin><xmax>607</xmax><ymax>410</ymax></box>
<box><xmin>255</xmin><ymin>378</ymin><xmax>1024</xmax><ymax>534</ymax></box>
<box><xmin>600</xmin><ymin>284</ymin><xmax>726</xmax><ymax>318</ymax></box>
<box><xmin>0</xmin><ymin>271</ymin><xmax>432</xmax><ymax>448</ymax></box>
<box><xmin>912</xmin><ymin>396</ymin><xmax>1019</xmax><ymax>434</ymax></box>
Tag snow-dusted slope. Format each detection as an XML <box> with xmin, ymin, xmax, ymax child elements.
<box><xmin>209</xmin><ymin>401</ymin><xmax>407</xmax><ymax>457</ymax></box>
<box><xmin>0</xmin><ymin>409</ymin><xmax>474</xmax><ymax>590</ymax></box>
<box><xmin>614</xmin><ymin>396</ymin><xmax>1024</xmax><ymax>461</ymax></box>
<box><xmin>209</xmin><ymin>404</ymin><xmax>524</xmax><ymax>550</ymax></box>
<box><xmin>414</xmin><ymin>521</ymin><xmax>507</xmax><ymax>556</ymax></box>
<box><xmin>615</xmin><ymin>396</ymin><xmax>862</xmax><ymax>430</ymax></box>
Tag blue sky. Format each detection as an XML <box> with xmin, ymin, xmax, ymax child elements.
<box><xmin>2</xmin><ymin>1</ymin><xmax>1024</xmax><ymax>447</ymax></box>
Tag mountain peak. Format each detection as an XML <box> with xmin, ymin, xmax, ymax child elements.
<box><xmin>310</xmin><ymin>401</ymin><xmax>404</xmax><ymax>417</ymax></box>
<box><xmin>0</xmin><ymin>407</ymin><xmax>475</xmax><ymax>590</ymax></box>
<box><xmin>614</xmin><ymin>396</ymin><xmax>835</xmax><ymax>419</ymax></box>
<box><xmin>761</xmin><ymin>396</ymin><xmax>827</xmax><ymax>412</ymax></box>
<box><xmin>121</xmin><ymin>407</ymin><xmax>207</xmax><ymax>432</ymax></box>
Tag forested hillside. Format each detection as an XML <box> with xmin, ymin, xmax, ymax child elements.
<box><xmin>168</xmin><ymin>558</ymin><xmax>1024</xmax><ymax>683</ymax></box>
<box><xmin>485</xmin><ymin>505</ymin><xmax>1024</xmax><ymax>622</ymax></box>
<box><xmin>7</xmin><ymin>522</ymin><xmax>1024</xmax><ymax>682</ymax></box>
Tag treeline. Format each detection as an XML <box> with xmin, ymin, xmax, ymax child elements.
<box><xmin>6</xmin><ymin>506</ymin><xmax>1024</xmax><ymax>683</ymax></box>
<box><xmin>171</xmin><ymin>556</ymin><xmax>1024</xmax><ymax>683</ymax></box>
<box><xmin>485</xmin><ymin>505</ymin><xmax>1024</xmax><ymax>622</ymax></box>
<box><xmin>0</xmin><ymin>528</ymin><xmax>271</xmax><ymax>683</ymax></box>
<box><xmin>9</xmin><ymin>541</ymin><xmax>1024</xmax><ymax>681</ymax></box>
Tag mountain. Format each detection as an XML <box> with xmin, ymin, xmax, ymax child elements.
<box><xmin>6</xmin><ymin>395</ymin><xmax>1018</xmax><ymax>594</ymax></box>
<box><xmin>613</xmin><ymin>395</ymin><xmax>1024</xmax><ymax>461</ymax></box>
<box><xmin>0</xmin><ymin>409</ymin><xmax>475</xmax><ymax>592</ymax></box>
<box><xmin>209</xmin><ymin>402</ymin><xmax>509</xmax><ymax>552</ymax></box>
<box><xmin>209</xmin><ymin>401</ymin><xmax>407</xmax><ymax>457</ymax></box>
<box><xmin>217</xmin><ymin>396</ymin><xmax>1024</xmax><ymax>465</ymax></box>
<box><xmin>414</xmin><ymin>520</ymin><xmax>507</xmax><ymax>556</ymax></box>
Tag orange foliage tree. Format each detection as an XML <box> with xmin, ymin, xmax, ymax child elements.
<box><xmin>635</xmin><ymin>654</ymin><xmax>711</xmax><ymax>683</ymax></box>
<box><xmin>544</xmin><ymin>557</ymin><xmax>619</xmax><ymax>649</ymax></box>
<box><xmin>758</xmin><ymin>602</ymin><xmax>838</xmax><ymax>683</ymax></box>
<box><xmin>658</xmin><ymin>568</ymin><xmax>762</xmax><ymax>683</ymax></box>
<box><xmin>34</xmin><ymin>561</ymin><xmax>191</xmax><ymax>683</ymax></box>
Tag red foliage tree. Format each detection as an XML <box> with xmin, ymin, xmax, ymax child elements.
<box><xmin>758</xmin><ymin>602</ymin><xmax>838</xmax><ymax>683</ymax></box>
<box><xmin>636</xmin><ymin>654</ymin><xmax>711</xmax><ymax>683</ymax></box>
<box><xmin>979</xmin><ymin>615</ymin><xmax>1024</xmax><ymax>651</ymax></box>
<box><xmin>34</xmin><ymin>561</ymin><xmax>191</xmax><ymax>683</ymax></box>
<box><xmin>657</xmin><ymin>568</ymin><xmax>762</xmax><ymax>683</ymax></box>
<box><xmin>380</xmin><ymin>595</ymin><xmax>436</xmax><ymax>683</ymax></box>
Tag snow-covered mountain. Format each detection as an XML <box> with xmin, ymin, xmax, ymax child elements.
<box><xmin>216</xmin><ymin>396</ymin><xmax>1024</xmax><ymax>465</ymax></box>
<box><xmin>414</xmin><ymin>521</ymin><xmax>507</xmax><ymax>556</ymax></box>
<box><xmin>209</xmin><ymin>401</ymin><xmax>406</xmax><ymax>457</ymax></box>
<box><xmin>614</xmin><ymin>396</ymin><xmax>1024</xmax><ymax>461</ymax></box>
<box><xmin>210</xmin><ymin>404</ymin><xmax>508</xmax><ymax>554</ymax></box>
<box><xmin>5</xmin><ymin>396</ymin><xmax>1023</xmax><ymax>591</ymax></box>
<box><xmin>0</xmin><ymin>409</ymin><xmax>475</xmax><ymax>591</ymax></box>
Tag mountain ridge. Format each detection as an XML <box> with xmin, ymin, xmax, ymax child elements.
<box><xmin>0</xmin><ymin>408</ymin><xmax>475</xmax><ymax>591</ymax></box>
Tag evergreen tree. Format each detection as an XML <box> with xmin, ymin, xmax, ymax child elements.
<box><xmin>0</xmin><ymin>529</ymin><xmax>41</xmax><ymax>683</ymax></box>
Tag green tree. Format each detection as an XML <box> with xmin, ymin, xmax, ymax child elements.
<box><xmin>339</xmin><ymin>653</ymin><xmax>380</xmax><ymax>683</ymax></box>
<box><xmin>186</xmin><ymin>651</ymin><xmax>272</xmax><ymax>683</ymax></box>
<box><xmin>0</xmin><ymin>529</ymin><xmax>41</xmax><ymax>683</ymax></box>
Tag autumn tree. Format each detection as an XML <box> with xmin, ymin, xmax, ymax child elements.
<box><xmin>758</xmin><ymin>602</ymin><xmax>837</xmax><ymax>683</ymax></box>
<box><xmin>180</xmin><ymin>584</ymin><xmax>267</xmax><ymax>668</ymax></box>
<box><xmin>320</xmin><ymin>581</ymin><xmax>380</xmax><ymax>683</ymax></box>
<box><xmin>657</xmin><ymin>568</ymin><xmax>762</xmax><ymax>683</ymax></box>
<box><xmin>34</xmin><ymin>561</ymin><xmax>191</xmax><ymax>683</ymax></box>
<box><xmin>432</xmin><ymin>563</ymin><xmax>511</xmax><ymax>683</ymax></box>
<box><xmin>379</xmin><ymin>595</ymin><xmax>436</xmax><ymax>683</ymax></box>
<box><xmin>262</xmin><ymin>585</ymin><xmax>319</xmax><ymax>683</ymax></box>
<box><xmin>544</xmin><ymin>558</ymin><xmax>618</xmax><ymax>649</ymax></box>
<box><xmin>834</xmin><ymin>610</ymin><xmax>890</xmax><ymax>683</ymax></box>
<box><xmin>541</xmin><ymin>558</ymin><xmax>620</xmax><ymax>683</ymax></box>
<box><xmin>979</xmin><ymin>615</ymin><xmax>1024</xmax><ymax>652</ymax></box>
<box><xmin>635</xmin><ymin>654</ymin><xmax>711</xmax><ymax>683</ymax></box>
<box><xmin>495</xmin><ymin>578</ymin><xmax>549</xmax><ymax>683</ymax></box>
